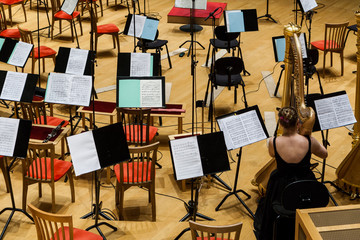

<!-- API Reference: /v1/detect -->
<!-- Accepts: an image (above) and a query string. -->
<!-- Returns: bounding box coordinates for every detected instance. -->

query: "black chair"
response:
[134,30,172,75]
[304,48,324,95]
[272,180,329,240]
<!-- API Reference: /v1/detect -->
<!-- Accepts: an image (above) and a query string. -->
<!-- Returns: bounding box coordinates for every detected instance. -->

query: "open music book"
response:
[175,0,207,10]
[54,47,95,76]
[224,9,258,33]
[124,14,159,41]
[0,38,33,67]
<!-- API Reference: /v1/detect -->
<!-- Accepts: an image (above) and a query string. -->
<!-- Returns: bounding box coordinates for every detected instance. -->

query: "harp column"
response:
[352,11,360,146]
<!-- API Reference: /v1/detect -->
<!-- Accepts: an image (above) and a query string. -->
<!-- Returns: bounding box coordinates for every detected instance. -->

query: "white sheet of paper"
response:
[68,75,92,106]
[7,41,33,67]
[128,15,146,38]
[61,0,78,15]
[315,94,357,130]
[130,53,151,76]
[175,0,207,10]
[0,71,27,101]
[0,117,19,157]
[140,80,162,107]
[45,72,71,103]
[170,136,203,180]
[299,0,317,13]
[299,33,308,59]
[67,131,101,176]
[65,48,88,75]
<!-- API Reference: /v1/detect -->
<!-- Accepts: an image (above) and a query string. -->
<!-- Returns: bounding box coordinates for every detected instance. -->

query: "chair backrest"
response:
[281,180,329,211]
[116,107,152,145]
[0,7,7,31]
[215,57,244,76]
[305,48,319,66]
[49,0,61,15]
[23,142,56,182]
[27,203,74,240]
[139,30,159,46]
[189,220,243,240]
[17,25,34,44]
[20,101,52,125]
[118,141,159,185]
[215,25,239,42]
[324,22,349,51]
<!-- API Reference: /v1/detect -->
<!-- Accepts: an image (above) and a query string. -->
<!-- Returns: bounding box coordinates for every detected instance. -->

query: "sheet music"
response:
[0,117,19,157]
[170,136,203,180]
[65,48,88,75]
[217,110,267,150]
[226,10,244,33]
[68,75,92,106]
[0,71,27,101]
[67,131,101,176]
[140,80,162,107]
[299,0,317,13]
[141,18,159,41]
[46,73,71,102]
[175,0,207,10]
[314,93,357,130]
[299,33,308,59]
[61,0,78,15]
[130,53,151,76]
[7,41,33,67]
[128,15,146,38]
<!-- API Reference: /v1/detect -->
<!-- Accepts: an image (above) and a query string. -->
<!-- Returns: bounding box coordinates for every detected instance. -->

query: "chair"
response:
[17,25,57,78]
[114,142,159,221]
[27,203,102,240]
[0,156,10,193]
[189,220,243,240]
[116,108,158,146]
[310,22,349,77]
[134,30,172,75]
[49,0,83,42]
[272,180,329,240]
[89,6,120,53]
[0,0,26,26]
[22,142,75,212]
[79,0,104,19]
[0,7,20,39]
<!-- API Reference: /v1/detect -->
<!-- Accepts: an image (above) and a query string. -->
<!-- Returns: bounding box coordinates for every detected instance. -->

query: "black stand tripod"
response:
[257,0,277,23]
[0,158,34,239]
[215,147,254,218]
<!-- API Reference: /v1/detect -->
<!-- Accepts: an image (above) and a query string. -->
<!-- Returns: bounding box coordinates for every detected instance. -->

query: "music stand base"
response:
[211,174,232,191]
[85,221,117,240]
[179,40,205,57]
[0,208,33,239]
[215,189,254,218]
[81,203,113,220]
[258,14,277,23]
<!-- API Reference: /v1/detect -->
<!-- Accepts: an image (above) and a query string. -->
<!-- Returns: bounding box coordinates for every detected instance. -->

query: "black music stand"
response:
[215,106,269,218]
[257,0,277,23]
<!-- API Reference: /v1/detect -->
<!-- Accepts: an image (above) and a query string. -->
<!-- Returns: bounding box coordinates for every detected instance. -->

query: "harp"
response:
[252,23,315,196]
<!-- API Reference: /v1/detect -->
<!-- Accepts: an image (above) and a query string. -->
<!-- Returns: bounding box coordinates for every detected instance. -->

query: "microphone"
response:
[204,7,221,21]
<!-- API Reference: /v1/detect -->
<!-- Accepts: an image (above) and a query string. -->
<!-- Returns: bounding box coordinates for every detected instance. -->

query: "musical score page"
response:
[170,136,203,180]
[299,0,317,13]
[175,0,207,10]
[65,48,88,75]
[0,117,19,157]
[140,80,162,107]
[61,0,78,15]
[7,41,33,67]
[0,71,27,101]
[130,53,151,76]
[128,15,146,38]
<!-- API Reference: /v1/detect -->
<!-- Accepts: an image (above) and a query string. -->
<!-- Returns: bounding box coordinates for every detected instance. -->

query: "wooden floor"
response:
[0,0,359,239]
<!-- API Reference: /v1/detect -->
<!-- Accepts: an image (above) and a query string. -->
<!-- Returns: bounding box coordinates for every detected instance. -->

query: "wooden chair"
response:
[17,25,57,78]
[0,0,26,26]
[27,203,102,240]
[49,0,83,42]
[116,108,158,146]
[310,22,349,77]
[89,6,120,53]
[22,142,75,213]
[114,142,159,221]
[189,220,243,240]
[0,7,20,39]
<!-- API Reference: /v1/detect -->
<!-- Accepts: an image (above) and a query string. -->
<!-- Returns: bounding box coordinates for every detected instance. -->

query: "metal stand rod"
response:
[257,0,277,23]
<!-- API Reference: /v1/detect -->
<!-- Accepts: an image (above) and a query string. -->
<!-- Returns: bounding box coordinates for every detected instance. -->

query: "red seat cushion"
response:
[51,226,103,240]
[36,116,69,127]
[114,161,153,183]
[54,10,80,20]
[310,40,340,51]
[32,46,57,58]
[27,158,72,181]
[0,29,21,39]
[0,0,23,5]
[124,125,157,143]
[97,24,119,34]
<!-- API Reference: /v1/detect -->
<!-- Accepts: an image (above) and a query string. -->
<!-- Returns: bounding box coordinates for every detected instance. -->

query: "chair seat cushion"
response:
[210,39,239,49]
[124,125,157,143]
[37,116,69,127]
[32,46,57,58]
[97,24,119,34]
[138,39,168,49]
[51,226,103,240]
[114,161,153,183]
[0,29,21,39]
[212,74,243,87]
[310,40,340,51]
[0,0,23,5]
[27,158,72,181]
[55,10,80,20]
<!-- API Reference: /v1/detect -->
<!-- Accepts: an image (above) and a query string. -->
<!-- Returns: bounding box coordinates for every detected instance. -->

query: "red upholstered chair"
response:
[22,142,75,212]
[114,142,159,221]
[17,25,57,78]
[0,0,26,26]
[0,156,10,193]
[89,6,120,53]
[49,0,83,42]
[189,220,243,240]
[310,22,349,77]
[28,203,102,240]
[0,8,20,39]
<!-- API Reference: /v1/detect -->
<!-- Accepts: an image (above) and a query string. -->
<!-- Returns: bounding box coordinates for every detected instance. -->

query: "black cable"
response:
[138,186,187,205]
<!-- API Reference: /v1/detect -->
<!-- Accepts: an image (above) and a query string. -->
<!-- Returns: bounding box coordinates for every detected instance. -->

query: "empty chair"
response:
[0,8,20,39]
[0,0,26,26]
[310,22,349,77]
[189,220,243,240]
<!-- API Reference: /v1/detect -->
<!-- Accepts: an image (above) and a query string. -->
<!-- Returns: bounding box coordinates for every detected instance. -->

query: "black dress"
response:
[253,136,316,240]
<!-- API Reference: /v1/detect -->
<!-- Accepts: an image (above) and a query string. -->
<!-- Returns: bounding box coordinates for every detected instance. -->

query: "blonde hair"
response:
[278,107,298,128]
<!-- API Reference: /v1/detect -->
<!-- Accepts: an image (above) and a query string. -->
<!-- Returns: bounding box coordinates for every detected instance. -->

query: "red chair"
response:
[0,0,26,26]
[0,8,20,39]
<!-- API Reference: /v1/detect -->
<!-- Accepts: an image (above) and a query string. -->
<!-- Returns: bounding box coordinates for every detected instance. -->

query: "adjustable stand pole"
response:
[257,0,277,23]
[32,0,51,38]
[215,147,254,218]
[0,158,33,239]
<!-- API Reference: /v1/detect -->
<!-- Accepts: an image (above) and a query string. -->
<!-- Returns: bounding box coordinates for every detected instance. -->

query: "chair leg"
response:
[330,52,333,67]
[38,182,42,197]
[22,181,28,211]
[165,44,172,69]
[234,86,237,104]
[119,187,124,220]
[78,16,83,35]
[22,3,27,22]
[51,182,55,213]
[95,35,98,53]
[112,35,116,49]
[115,34,120,53]
[42,58,45,73]
[68,171,75,202]
[99,0,104,17]
[8,6,12,26]
[151,185,156,222]
[323,51,326,78]
[70,20,74,42]
[340,51,344,76]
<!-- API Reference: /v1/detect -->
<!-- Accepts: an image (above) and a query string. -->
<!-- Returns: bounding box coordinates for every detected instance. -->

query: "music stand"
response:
[215,105,269,218]
[60,0,81,48]
[297,0,318,45]
[257,0,277,23]
[0,38,33,68]
[0,118,33,239]
[67,122,130,239]
[169,131,231,239]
